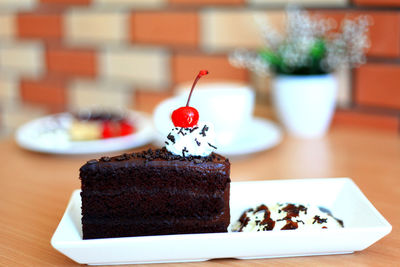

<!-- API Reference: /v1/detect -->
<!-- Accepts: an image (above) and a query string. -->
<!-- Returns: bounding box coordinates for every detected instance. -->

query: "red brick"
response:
[40,0,90,5]
[315,11,400,58]
[17,13,62,39]
[20,77,66,111]
[354,0,400,7]
[130,12,198,47]
[332,109,399,132]
[170,0,244,5]
[135,90,173,114]
[172,53,248,84]
[355,63,400,110]
[46,48,97,77]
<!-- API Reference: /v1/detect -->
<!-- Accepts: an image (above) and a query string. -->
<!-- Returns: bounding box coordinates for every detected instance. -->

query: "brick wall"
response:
[0,0,399,134]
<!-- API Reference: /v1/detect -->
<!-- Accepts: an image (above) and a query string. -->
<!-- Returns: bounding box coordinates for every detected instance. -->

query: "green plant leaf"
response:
[259,49,281,67]
[310,39,326,60]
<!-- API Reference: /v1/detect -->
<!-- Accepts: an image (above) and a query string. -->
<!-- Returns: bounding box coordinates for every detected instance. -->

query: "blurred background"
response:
[0,0,399,137]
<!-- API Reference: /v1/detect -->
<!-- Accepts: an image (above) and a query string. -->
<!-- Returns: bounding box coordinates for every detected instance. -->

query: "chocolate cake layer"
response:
[82,213,230,239]
[80,148,230,239]
[81,185,229,218]
[80,154,230,192]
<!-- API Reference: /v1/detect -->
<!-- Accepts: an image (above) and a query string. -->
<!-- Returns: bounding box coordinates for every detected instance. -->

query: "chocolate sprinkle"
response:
[177,128,186,136]
[182,147,189,157]
[188,126,198,133]
[208,143,217,149]
[313,215,328,224]
[100,156,111,162]
[195,138,201,146]
[115,156,125,161]
[200,125,209,137]
[167,133,176,144]
[87,147,227,166]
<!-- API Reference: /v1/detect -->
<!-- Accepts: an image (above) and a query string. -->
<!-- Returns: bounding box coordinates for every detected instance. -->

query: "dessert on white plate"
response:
[69,110,135,141]
[51,178,392,265]
[15,110,154,154]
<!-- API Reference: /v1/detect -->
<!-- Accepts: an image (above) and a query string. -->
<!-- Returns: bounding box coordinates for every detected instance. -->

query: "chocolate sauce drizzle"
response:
[234,203,343,232]
[238,212,251,232]
[260,207,275,231]
[281,220,298,230]
[280,204,307,220]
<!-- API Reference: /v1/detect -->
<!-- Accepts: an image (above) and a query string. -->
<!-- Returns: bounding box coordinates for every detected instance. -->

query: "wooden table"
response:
[1,125,399,266]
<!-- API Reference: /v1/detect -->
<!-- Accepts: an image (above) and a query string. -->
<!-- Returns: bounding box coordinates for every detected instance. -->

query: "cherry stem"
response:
[186,70,209,107]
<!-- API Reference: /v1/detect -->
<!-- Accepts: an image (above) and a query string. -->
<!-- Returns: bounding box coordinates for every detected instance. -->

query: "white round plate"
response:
[15,111,154,155]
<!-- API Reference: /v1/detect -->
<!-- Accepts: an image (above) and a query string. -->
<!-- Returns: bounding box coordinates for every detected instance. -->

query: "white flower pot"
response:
[272,74,337,138]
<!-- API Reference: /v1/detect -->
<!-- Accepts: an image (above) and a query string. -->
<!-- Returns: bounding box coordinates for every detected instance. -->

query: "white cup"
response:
[154,83,255,147]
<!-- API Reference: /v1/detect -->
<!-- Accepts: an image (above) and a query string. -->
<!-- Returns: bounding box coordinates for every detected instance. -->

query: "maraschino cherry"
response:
[171,70,208,128]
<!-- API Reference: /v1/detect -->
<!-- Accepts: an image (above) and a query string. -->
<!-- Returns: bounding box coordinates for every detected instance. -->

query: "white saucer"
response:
[218,117,282,156]
[15,111,154,155]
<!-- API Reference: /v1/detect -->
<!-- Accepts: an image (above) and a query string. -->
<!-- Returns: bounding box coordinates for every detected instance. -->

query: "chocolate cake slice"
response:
[80,148,230,239]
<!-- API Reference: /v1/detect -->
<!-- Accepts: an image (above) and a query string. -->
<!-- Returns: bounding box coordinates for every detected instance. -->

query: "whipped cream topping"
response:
[231,203,343,232]
[165,122,217,157]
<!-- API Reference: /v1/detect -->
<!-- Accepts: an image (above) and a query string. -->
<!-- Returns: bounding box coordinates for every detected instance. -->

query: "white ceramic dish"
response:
[15,111,154,155]
[51,178,391,265]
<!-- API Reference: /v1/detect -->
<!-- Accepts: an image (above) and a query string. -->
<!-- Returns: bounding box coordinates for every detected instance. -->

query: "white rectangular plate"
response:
[51,178,392,265]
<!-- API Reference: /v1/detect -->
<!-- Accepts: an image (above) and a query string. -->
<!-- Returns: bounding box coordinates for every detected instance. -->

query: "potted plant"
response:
[230,6,371,138]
